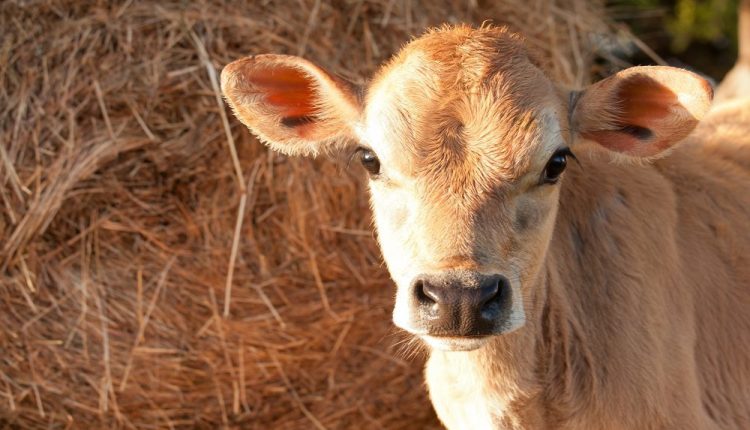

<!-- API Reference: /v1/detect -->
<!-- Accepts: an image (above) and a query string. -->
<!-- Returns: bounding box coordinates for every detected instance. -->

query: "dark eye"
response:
[542,148,573,184]
[358,148,381,176]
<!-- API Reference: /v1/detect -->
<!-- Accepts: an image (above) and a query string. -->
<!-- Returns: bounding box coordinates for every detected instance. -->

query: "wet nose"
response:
[412,273,509,336]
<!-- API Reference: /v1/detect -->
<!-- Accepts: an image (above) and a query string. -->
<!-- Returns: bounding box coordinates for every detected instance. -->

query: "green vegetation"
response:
[668,0,738,51]
[620,0,739,52]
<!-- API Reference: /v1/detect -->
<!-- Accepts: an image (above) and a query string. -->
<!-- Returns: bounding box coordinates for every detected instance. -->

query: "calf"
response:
[221,20,750,430]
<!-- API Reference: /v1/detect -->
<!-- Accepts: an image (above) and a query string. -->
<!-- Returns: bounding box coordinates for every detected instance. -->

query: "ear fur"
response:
[571,66,713,158]
[220,55,362,156]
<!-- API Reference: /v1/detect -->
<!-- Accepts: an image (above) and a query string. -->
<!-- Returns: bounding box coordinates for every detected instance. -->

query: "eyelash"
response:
[346,147,363,168]
[558,147,577,160]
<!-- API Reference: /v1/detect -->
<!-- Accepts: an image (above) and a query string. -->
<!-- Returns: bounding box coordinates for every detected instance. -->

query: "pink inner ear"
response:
[245,66,318,128]
[617,76,675,129]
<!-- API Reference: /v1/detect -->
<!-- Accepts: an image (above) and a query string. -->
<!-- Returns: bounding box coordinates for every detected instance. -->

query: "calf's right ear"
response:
[221,55,362,156]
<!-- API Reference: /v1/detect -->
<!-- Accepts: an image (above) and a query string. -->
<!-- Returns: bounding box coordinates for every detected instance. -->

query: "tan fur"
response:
[223,24,750,429]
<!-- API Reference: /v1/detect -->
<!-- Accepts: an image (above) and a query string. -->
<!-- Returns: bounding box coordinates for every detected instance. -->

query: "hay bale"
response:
[0,0,617,428]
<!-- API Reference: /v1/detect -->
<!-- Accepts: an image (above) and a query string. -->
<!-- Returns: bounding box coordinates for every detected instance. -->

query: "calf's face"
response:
[360,34,569,350]
[221,26,712,351]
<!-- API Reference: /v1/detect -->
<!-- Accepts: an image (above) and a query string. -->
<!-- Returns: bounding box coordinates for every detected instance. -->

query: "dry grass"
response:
[1,0,621,428]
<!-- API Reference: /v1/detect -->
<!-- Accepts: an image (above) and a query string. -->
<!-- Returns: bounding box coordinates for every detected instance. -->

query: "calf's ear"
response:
[221,55,361,156]
[570,66,713,158]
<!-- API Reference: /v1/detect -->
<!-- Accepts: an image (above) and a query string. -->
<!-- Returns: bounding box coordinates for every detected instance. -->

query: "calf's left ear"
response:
[570,66,713,158]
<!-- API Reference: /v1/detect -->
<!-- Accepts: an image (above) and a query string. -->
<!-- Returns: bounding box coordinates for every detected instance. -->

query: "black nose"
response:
[412,273,509,336]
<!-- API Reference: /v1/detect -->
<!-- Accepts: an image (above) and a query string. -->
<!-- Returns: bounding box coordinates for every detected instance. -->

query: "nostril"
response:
[480,284,499,305]
[479,275,506,314]
[414,279,438,305]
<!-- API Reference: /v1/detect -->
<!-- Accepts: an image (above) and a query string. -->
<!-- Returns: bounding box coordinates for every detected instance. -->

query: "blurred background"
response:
[613,0,740,79]
[0,0,740,429]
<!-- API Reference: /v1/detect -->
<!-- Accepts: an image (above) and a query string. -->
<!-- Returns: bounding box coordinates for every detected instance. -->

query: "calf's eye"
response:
[358,148,381,176]
[542,148,574,184]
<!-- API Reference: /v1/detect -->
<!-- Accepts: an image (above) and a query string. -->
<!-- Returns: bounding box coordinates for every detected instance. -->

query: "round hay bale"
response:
[1,1,618,428]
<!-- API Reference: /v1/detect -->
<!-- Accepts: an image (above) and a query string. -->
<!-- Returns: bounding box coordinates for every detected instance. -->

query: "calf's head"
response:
[222,26,712,351]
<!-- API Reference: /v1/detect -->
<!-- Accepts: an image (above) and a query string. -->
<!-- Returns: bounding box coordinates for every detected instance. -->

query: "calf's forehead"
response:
[358,27,565,188]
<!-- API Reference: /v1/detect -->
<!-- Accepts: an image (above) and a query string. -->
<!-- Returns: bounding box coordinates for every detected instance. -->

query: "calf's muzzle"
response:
[411,272,510,337]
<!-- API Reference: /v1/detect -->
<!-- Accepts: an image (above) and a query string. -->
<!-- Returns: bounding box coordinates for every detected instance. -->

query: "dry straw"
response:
[1,0,629,428]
